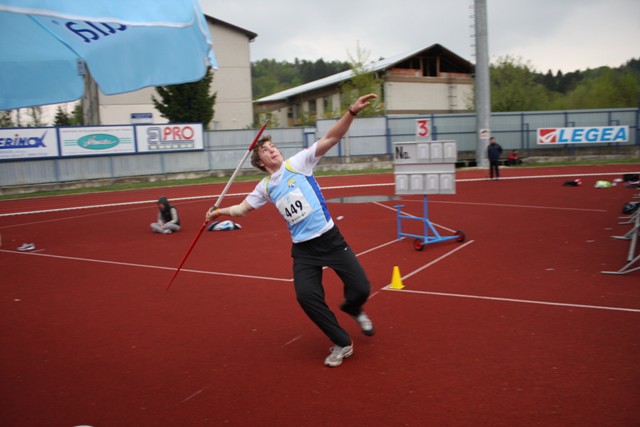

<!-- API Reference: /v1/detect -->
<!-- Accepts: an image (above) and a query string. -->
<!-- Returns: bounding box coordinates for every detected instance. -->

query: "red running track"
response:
[1,164,639,426]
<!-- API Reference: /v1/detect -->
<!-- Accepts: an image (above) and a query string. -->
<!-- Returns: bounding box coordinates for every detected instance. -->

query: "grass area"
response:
[1,158,637,202]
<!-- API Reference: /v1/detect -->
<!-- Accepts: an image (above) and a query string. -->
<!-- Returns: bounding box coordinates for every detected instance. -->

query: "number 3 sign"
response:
[416,119,432,140]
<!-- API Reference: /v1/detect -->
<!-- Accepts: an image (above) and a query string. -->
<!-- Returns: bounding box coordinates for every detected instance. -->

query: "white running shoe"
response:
[17,243,35,251]
[354,312,375,336]
[324,344,353,367]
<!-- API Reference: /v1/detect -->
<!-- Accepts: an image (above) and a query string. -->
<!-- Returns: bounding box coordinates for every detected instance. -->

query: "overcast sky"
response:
[201,0,639,74]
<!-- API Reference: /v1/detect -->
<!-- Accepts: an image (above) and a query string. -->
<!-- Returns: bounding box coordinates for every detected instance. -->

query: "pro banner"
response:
[135,123,204,152]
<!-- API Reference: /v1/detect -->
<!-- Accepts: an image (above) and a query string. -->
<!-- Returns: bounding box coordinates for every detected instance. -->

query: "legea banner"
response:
[537,126,629,144]
[59,126,135,156]
[0,127,59,160]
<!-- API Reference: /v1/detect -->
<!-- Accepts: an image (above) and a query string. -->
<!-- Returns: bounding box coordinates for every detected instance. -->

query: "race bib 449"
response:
[276,188,313,225]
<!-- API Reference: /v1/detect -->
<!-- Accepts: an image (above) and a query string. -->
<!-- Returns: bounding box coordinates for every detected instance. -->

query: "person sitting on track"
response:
[151,196,181,234]
[206,93,378,368]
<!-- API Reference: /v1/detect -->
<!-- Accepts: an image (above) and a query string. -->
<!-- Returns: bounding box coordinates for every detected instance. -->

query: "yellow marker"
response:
[390,266,404,289]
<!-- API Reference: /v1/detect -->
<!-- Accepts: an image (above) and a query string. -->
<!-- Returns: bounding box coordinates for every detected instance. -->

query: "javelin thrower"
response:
[206,94,378,367]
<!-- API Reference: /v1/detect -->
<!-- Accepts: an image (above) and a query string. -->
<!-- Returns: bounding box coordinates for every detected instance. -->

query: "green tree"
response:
[28,106,45,127]
[71,103,84,126]
[532,58,638,109]
[254,111,280,129]
[489,55,552,111]
[554,67,638,109]
[252,58,350,100]
[339,43,384,117]
[536,69,585,94]
[252,59,303,99]
[152,67,216,129]
[0,110,13,128]
[54,106,72,126]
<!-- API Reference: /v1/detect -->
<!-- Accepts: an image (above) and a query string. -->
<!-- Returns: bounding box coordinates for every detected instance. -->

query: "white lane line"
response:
[283,336,303,346]
[383,287,640,313]
[354,237,402,257]
[456,171,635,182]
[0,192,243,217]
[0,199,208,229]
[375,239,640,313]
[380,240,475,284]
[429,200,607,213]
[0,249,292,283]
[3,170,633,217]
[178,386,210,404]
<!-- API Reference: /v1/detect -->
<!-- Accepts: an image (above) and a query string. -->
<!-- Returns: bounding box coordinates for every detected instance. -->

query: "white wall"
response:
[209,23,254,130]
[98,19,255,130]
[98,87,161,125]
[384,81,474,112]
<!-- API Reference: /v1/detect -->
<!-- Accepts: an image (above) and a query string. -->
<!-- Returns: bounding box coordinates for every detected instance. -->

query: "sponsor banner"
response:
[60,126,135,156]
[0,127,59,160]
[537,126,629,144]
[135,123,204,152]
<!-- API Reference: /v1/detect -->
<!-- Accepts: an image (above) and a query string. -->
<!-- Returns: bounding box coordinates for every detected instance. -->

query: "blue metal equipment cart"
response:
[395,195,465,251]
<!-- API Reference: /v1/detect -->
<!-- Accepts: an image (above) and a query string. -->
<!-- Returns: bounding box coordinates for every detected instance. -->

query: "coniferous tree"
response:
[28,106,45,127]
[71,103,84,126]
[0,110,13,128]
[54,106,72,126]
[152,67,216,129]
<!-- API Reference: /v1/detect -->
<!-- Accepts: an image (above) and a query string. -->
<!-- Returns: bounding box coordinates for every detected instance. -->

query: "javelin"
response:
[166,119,269,291]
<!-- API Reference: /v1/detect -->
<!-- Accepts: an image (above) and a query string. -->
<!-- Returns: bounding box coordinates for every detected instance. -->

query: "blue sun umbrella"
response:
[0,0,217,110]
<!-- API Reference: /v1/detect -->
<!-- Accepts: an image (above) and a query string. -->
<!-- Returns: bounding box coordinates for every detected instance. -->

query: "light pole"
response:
[474,0,491,168]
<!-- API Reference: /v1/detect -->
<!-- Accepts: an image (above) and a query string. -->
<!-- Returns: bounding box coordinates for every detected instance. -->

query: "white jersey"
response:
[245,142,334,243]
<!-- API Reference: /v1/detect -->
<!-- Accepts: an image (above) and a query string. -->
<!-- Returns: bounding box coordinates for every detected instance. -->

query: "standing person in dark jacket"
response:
[151,196,181,234]
[487,136,503,180]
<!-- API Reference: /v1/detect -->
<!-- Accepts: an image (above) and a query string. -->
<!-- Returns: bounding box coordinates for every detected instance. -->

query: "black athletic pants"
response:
[291,226,371,347]
[489,160,500,178]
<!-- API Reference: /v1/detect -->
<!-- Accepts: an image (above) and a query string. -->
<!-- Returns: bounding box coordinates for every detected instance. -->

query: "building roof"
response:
[204,15,257,41]
[255,43,472,103]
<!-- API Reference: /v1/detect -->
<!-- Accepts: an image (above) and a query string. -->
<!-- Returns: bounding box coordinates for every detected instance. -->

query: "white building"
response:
[255,44,475,127]
[97,15,256,130]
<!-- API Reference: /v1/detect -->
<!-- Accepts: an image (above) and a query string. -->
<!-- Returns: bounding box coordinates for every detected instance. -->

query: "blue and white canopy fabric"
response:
[0,0,217,110]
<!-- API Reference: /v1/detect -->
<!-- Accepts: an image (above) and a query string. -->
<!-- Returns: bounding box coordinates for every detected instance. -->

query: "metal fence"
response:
[1,108,638,187]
